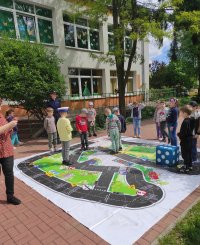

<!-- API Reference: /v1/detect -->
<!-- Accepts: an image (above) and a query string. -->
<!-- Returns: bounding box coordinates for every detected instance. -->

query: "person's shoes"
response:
[161,138,166,142]
[133,135,137,138]
[81,147,85,151]
[189,167,193,171]
[93,133,97,137]
[62,160,73,166]
[89,134,92,137]
[7,196,21,205]
[119,147,122,151]
[159,137,163,141]
[168,138,171,144]
[110,151,116,155]
[50,148,54,152]
[179,166,186,173]
[85,146,89,150]
[138,135,141,139]
[54,147,58,152]
[17,142,24,146]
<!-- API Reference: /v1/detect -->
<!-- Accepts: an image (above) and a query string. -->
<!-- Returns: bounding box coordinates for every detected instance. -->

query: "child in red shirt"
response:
[76,108,89,151]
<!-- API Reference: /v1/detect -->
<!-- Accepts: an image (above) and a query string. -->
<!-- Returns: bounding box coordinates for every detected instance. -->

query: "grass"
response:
[159,201,200,245]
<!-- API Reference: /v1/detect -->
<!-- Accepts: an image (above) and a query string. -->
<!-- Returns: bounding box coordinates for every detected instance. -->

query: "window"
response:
[0,0,54,44]
[0,10,16,38]
[108,25,133,54]
[68,68,103,97]
[110,70,135,93]
[63,14,100,51]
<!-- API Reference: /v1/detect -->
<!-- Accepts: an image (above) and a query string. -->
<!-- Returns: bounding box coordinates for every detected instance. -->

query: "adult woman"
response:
[0,98,21,205]
[166,98,179,146]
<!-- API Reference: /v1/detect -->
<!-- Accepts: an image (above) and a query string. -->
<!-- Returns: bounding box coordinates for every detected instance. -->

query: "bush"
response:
[178,97,193,107]
[0,38,65,119]
[96,114,106,129]
[141,106,155,120]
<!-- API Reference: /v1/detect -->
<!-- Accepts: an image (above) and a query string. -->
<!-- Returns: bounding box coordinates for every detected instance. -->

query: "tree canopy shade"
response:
[70,0,170,116]
[0,38,65,119]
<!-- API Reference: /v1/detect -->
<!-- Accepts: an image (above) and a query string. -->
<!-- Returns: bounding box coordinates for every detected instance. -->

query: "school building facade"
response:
[0,0,149,110]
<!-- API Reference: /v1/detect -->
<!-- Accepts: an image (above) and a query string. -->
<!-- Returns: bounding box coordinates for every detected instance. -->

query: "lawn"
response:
[159,201,200,245]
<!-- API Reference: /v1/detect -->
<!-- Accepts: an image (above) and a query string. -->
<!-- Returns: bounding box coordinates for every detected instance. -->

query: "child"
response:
[177,105,194,173]
[153,101,162,140]
[128,101,145,138]
[112,107,126,150]
[44,107,57,152]
[57,107,73,165]
[189,101,200,163]
[87,102,97,137]
[105,108,121,154]
[157,101,169,143]
[76,108,89,151]
[6,109,23,147]
[166,98,179,146]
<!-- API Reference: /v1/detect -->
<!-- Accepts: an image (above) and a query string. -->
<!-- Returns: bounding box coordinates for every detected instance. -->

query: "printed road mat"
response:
[15,136,200,245]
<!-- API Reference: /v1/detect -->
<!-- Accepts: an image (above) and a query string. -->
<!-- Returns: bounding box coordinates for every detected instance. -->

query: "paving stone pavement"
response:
[0,119,199,245]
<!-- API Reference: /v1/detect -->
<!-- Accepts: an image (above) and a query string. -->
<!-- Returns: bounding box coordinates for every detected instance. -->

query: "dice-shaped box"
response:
[156,145,179,166]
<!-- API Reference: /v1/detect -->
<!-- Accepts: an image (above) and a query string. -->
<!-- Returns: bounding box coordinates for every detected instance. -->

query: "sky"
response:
[149,38,171,64]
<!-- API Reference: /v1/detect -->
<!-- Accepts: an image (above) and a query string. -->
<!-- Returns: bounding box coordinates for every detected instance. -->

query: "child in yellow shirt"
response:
[57,107,73,165]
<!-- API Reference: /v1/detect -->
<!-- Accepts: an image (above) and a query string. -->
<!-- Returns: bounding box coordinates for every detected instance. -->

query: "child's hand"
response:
[10,120,18,128]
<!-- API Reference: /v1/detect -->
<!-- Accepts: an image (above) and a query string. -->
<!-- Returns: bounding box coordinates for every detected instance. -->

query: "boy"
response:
[112,107,126,150]
[57,107,73,165]
[87,101,97,137]
[189,101,200,163]
[6,109,23,148]
[105,108,121,154]
[157,101,169,143]
[76,108,89,151]
[177,105,194,173]
[127,101,145,138]
[44,107,57,152]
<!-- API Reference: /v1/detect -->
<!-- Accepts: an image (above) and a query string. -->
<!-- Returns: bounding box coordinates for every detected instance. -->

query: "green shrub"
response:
[178,97,192,107]
[96,114,106,129]
[126,117,133,123]
[142,106,155,120]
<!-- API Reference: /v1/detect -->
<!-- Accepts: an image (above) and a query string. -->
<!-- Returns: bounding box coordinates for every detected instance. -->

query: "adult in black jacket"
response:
[177,105,194,173]
[46,91,61,123]
[189,101,200,162]
[113,107,126,150]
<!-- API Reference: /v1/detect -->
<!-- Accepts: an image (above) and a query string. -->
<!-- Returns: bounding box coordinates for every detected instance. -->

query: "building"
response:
[0,0,149,110]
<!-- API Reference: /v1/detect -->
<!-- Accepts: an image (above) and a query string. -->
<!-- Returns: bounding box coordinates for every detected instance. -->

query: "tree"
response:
[70,0,169,116]
[170,0,200,95]
[0,38,65,120]
[149,60,167,88]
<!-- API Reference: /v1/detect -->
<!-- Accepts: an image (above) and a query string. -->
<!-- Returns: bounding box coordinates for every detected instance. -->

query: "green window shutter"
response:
[36,7,52,18]
[38,18,54,44]
[0,10,16,38]
[0,0,13,8]
[17,14,36,41]
[15,1,34,13]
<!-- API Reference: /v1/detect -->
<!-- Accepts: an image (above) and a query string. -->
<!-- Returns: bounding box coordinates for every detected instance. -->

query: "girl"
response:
[166,98,179,146]
[153,101,162,140]
[128,101,145,138]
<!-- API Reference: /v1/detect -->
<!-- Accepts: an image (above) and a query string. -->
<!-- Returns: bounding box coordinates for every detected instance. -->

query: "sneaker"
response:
[93,133,97,137]
[85,146,89,150]
[189,167,193,171]
[119,147,122,151]
[54,147,58,152]
[89,134,92,137]
[18,141,24,146]
[62,160,73,166]
[110,151,116,155]
[138,135,141,139]
[81,147,85,151]
[49,148,54,152]
[179,166,186,173]
[7,196,21,205]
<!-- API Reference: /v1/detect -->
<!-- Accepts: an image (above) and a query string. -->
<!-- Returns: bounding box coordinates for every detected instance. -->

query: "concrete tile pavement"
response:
[0,119,199,244]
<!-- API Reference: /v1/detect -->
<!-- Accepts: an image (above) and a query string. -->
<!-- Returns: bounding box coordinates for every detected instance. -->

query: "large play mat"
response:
[15,136,200,245]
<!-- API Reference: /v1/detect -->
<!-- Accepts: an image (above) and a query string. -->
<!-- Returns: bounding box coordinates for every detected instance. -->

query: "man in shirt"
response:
[0,98,21,205]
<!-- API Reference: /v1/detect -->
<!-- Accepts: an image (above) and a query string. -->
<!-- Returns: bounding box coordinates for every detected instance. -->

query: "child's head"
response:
[189,101,198,111]
[169,98,178,108]
[50,91,57,100]
[112,107,120,115]
[80,108,88,117]
[58,107,69,118]
[180,105,192,118]
[6,109,14,117]
[46,107,54,117]
[156,100,161,108]
[105,108,111,116]
[88,101,94,108]
[160,101,165,109]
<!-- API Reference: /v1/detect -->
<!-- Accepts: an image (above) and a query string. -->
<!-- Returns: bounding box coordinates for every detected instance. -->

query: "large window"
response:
[110,70,135,93]
[69,68,103,97]
[63,14,100,51]
[0,0,54,44]
[108,25,133,54]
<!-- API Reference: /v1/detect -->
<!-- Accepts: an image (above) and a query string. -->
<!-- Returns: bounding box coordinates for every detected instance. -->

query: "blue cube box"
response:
[156,145,180,166]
